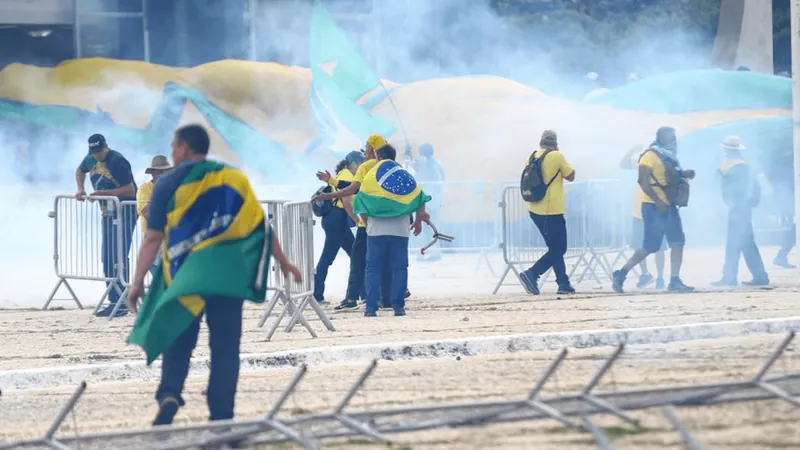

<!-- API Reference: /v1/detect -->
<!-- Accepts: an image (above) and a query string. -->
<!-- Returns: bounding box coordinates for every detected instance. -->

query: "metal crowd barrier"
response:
[43,195,128,312]
[493,180,631,294]
[257,200,334,341]
[408,180,501,275]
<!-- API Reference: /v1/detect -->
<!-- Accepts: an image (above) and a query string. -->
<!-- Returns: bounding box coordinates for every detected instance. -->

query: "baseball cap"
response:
[344,151,366,165]
[88,134,107,153]
[366,134,387,151]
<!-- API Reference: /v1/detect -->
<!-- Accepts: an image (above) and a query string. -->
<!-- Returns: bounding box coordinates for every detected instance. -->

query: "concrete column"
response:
[791,0,800,244]
[712,0,774,73]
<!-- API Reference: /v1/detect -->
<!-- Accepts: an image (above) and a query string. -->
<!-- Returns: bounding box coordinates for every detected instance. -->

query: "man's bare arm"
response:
[93,183,136,198]
[132,229,163,287]
[637,165,666,206]
[318,182,360,200]
[75,168,86,193]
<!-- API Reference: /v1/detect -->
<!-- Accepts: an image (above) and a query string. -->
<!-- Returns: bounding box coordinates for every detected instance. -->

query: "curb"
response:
[2,317,799,390]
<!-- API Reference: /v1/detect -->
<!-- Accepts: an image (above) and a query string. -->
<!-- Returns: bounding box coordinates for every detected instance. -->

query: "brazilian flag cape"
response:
[127,160,272,365]
[352,159,431,217]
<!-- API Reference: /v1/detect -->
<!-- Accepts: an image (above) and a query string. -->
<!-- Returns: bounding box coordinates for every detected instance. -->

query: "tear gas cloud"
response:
[0,1,757,307]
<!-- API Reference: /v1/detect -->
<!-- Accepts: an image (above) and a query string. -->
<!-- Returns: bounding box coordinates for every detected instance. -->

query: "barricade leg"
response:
[90,284,115,316]
[257,290,282,328]
[285,294,335,333]
[473,249,497,278]
[43,278,83,310]
[264,292,318,341]
[107,282,128,321]
[491,264,514,295]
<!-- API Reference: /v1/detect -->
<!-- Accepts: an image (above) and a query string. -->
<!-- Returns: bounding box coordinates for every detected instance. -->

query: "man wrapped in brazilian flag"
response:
[125,125,302,428]
[352,144,430,317]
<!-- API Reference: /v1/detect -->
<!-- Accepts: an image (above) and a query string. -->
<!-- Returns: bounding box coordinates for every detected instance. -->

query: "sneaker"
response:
[773,257,796,269]
[364,310,377,317]
[95,304,129,318]
[333,300,359,312]
[655,278,665,289]
[519,271,540,295]
[394,309,406,317]
[668,278,695,293]
[711,279,737,287]
[742,278,770,286]
[314,297,329,306]
[612,270,626,293]
[153,397,180,426]
[557,284,576,295]
[636,273,654,289]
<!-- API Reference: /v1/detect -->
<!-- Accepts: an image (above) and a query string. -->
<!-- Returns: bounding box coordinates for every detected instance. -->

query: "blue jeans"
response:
[314,208,355,301]
[365,235,409,313]
[157,296,244,421]
[101,204,137,304]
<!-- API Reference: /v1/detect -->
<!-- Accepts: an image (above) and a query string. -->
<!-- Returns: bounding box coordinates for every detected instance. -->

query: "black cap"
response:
[88,134,107,153]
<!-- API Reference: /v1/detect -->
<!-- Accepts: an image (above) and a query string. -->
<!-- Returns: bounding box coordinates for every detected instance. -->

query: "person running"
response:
[126,124,302,429]
[612,127,696,293]
[619,145,667,289]
[313,151,363,304]
[711,135,769,286]
[75,133,137,317]
[518,130,577,295]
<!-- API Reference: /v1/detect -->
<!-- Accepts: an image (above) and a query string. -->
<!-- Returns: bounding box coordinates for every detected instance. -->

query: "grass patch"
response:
[288,407,312,415]
[602,425,657,438]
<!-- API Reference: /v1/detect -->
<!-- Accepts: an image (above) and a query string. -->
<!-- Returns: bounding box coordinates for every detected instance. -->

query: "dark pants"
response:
[314,208,355,301]
[101,204,136,304]
[722,207,767,282]
[346,227,391,302]
[641,203,685,253]
[365,235,409,313]
[525,213,569,286]
[157,296,244,421]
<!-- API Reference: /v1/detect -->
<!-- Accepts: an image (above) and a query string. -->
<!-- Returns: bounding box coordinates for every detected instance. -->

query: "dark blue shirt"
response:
[147,161,198,232]
[79,150,137,200]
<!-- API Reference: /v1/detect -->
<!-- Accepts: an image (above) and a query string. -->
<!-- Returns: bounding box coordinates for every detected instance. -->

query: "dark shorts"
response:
[641,203,685,253]
[631,218,666,251]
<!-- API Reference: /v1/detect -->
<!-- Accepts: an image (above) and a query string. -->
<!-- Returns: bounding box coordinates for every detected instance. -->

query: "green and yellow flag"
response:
[352,159,431,218]
[127,160,272,364]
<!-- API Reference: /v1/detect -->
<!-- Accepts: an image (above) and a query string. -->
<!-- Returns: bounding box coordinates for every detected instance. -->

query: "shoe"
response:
[742,278,770,286]
[364,310,377,317]
[655,278,665,289]
[519,271,540,295]
[153,397,180,426]
[711,279,737,287]
[405,290,411,299]
[557,284,576,295]
[95,304,129,318]
[394,309,406,317]
[668,278,695,293]
[773,257,796,269]
[612,270,626,293]
[636,273,654,288]
[333,300,359,312]
[314,297,329,306]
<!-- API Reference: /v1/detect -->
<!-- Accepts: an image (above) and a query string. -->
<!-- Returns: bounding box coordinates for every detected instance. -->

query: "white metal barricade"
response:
[44,195,129,311]
[257,200,335,341]
[493,181,630,294]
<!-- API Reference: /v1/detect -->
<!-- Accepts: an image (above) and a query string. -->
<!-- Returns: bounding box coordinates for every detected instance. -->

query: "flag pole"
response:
[792,0,800,245]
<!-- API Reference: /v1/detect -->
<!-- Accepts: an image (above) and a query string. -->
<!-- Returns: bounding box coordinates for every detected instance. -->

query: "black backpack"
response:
[520,149,558,202]
[311,185,334,217]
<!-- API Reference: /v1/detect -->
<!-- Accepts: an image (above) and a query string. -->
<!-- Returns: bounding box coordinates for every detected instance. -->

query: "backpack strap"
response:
[530,148,561,187]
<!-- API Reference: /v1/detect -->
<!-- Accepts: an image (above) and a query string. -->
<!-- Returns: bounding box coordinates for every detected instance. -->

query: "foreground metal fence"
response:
[4,332,798,450]
[493,180,634,294]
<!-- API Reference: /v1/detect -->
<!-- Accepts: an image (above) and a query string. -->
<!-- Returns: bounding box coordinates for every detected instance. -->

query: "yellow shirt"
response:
[638,150,669,205]
[136,180,154,232]
[330,166,365,227]
[525,149,574,215]
[354,159,378,183]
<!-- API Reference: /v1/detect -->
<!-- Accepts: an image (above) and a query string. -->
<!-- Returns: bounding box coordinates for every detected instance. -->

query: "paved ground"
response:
[1,249,800,448]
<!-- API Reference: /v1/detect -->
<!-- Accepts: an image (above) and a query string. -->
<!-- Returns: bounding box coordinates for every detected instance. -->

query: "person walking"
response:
[75,133,137,317]
[126,124,302,429]
[612,127,696,293]
[353,144,429,317]
[411,143,446,261]
[620,145,667,289]
[313,151,363,304]
[711,136,769,286]
[136,155,172,277]
[518,130,577,295]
